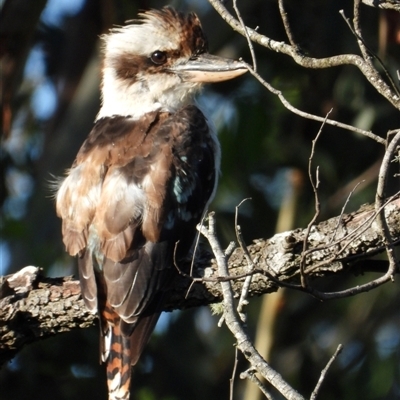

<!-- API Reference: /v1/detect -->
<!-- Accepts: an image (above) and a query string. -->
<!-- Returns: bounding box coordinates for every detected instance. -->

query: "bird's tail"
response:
[101,302,132,400]
[104,322,132,400]
[103,312,162,400]
[100,289,163,399]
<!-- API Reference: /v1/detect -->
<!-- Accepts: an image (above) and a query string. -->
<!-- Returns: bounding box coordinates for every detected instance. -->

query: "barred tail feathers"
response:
[102,307,162,399]
[105,323,132,400]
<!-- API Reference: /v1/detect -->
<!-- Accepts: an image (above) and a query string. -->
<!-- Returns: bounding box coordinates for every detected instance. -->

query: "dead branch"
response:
[207,0,400,111]
[243,64,386,144]
[198,213,305,400]
[310,344,344,400]
[2,197,400,367]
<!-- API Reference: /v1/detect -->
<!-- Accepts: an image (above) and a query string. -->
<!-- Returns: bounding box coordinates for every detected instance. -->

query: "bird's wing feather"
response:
[56,111,163,259]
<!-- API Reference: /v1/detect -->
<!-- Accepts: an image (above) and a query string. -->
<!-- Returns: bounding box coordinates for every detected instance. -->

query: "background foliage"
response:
[1,0,400,399]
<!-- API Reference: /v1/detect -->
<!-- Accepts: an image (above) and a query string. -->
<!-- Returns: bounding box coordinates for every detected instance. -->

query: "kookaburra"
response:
[56,7,246,400]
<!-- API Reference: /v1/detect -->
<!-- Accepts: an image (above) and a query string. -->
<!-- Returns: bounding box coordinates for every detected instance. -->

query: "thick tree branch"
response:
[0,268,95,367]
[2,197,400,367]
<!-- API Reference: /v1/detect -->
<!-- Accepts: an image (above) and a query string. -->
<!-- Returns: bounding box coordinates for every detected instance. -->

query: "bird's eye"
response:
[150,51,167,65]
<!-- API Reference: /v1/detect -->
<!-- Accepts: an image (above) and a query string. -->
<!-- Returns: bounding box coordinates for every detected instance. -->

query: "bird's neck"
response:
[96,68,201,121]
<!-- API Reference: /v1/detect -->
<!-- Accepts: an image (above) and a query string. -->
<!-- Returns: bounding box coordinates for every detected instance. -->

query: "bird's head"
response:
[97,7,247,120]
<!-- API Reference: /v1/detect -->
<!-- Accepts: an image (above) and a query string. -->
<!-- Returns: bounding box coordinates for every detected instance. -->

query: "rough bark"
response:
[0,267,95,367]
[1,197,400,367]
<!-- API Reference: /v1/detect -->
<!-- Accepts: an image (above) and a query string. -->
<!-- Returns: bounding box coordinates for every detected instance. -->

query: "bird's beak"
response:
[170,53,247,83]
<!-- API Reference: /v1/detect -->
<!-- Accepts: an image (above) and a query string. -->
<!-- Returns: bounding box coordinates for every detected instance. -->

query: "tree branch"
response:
[198,213,305,399]
[0,268,95,367]
[2,197,400,366]
[207,0,400,110]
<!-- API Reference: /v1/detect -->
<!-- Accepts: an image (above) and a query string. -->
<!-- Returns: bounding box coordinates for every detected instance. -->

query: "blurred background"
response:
[1,0,400,399]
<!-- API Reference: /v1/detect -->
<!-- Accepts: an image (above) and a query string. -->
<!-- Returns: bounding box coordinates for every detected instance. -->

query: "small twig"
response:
[225,241,237,258]
[178,210,209,300]
[339,6,400,97]
[172,238,263,301]
[232,0,257,72]
[230,345,239,400]
[235,198,254,321]
[243,64,386,145]
[305,264,395,301]
[175,257,264,283]
[240,368,274,400]
[190,211,208,276]
[217,313,225,328]
[342,5,369,61]
[310,344,343,400]
[352,1,369,56]
[172,241,197,300]
[278,0,298,49]
[300,112,331,287]
[352,1,400,97]
[374,129,400,280]
[330,180,365,244]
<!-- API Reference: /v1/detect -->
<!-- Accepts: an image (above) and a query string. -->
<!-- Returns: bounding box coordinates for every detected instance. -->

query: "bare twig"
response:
[339,6,400,97]
[330,180,365,244]
[190,211,208,277]
[232,0,257,72]
[349,3,372,60]
[225,241,237,258]
[199,213,305,400]
[278,0,298,49]
[300,112,331,287]
[175,259,264,283]
[243,64,386,145]
[230,346,239,400]
[235,198,254,321]
[374,130,400,279]
[240,368,274,400]
[310,344,343,400]
[353,3,400,100]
